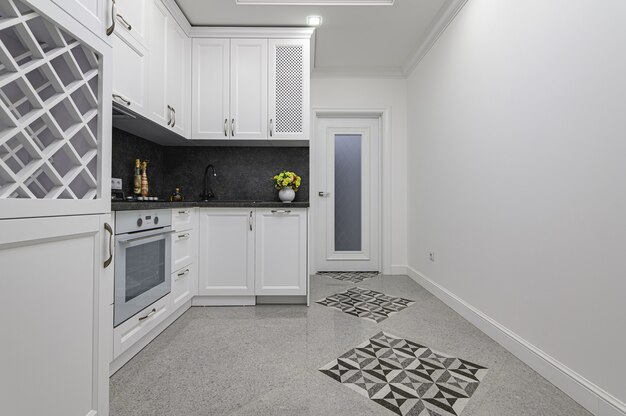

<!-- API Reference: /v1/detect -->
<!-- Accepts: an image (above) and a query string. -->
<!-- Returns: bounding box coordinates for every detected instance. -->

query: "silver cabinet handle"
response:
[177,233,190,240]
[138,308,156,322]
[178,210,190,215]
[271,210,291,214]
[167,105,172,126]
[318,192,330,197]
[116,13,132,31]
[249,211,253,231]
[269,118,273,137]
[176,269,190,279]
[113,93,130,107]
[231,119,235,136]
[104,222,113,268]
[224,119,228,137]
[106,0,116,36]
[172,107,176,128]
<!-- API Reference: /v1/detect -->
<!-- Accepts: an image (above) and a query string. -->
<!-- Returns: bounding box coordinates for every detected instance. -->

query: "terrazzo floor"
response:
[110,274,592,416]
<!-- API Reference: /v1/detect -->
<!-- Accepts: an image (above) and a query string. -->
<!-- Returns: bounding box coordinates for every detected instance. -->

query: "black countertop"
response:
[111,200,310,211]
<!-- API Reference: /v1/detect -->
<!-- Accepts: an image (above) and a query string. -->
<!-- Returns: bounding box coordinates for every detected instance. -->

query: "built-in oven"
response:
[114,209,172,327]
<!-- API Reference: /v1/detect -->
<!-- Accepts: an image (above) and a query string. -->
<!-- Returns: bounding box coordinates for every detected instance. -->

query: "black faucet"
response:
[201,164,217,201]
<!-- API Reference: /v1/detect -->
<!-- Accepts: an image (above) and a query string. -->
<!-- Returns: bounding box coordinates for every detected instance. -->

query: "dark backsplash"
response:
[112,128,309,202]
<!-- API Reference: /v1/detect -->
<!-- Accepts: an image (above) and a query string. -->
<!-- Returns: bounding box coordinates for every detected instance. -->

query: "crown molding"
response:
[188,26,315,39]
[235,0,394,4]
[401,0,468,77]
[162,0,193,34]
[312,66,405,79]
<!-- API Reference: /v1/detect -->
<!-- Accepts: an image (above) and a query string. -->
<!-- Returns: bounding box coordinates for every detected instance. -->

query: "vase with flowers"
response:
[272,170,301,203]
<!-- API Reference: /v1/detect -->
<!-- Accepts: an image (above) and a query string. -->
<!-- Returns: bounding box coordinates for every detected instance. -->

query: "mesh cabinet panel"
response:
[274,45,303,134]
[0,0,100,200]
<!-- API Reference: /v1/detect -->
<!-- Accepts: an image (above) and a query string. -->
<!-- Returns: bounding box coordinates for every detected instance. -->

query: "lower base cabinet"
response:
[171,263,196,308]
[255,209,307,295]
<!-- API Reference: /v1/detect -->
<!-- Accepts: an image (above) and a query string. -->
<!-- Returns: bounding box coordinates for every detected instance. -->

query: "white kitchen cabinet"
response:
[171,229,194,273]
[0,214,110,416]
[171,263,196,309]
[147,0,191,137]
[269,38,310,140]
[52,0,107,40]
[112,0,149,48]
[172,207,197,231]
[198,209,255,296]
[192,38,230,139]
[230,38,268,140]
[112,30,148,115]
[255,208,307,295]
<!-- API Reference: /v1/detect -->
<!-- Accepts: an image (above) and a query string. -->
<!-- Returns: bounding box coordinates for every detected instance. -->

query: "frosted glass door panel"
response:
[334,134,362,252]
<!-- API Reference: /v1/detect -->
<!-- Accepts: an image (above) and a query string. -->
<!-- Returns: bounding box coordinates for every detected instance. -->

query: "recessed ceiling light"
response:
[306,15,323,26]
[237,1,394,5]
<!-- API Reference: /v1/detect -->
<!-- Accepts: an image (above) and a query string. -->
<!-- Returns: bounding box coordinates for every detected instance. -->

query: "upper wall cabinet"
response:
[51,0,106,41]
[148,0,191,138]
[192,32,311,141]
[0,0,112,219]
[269,39,310,140]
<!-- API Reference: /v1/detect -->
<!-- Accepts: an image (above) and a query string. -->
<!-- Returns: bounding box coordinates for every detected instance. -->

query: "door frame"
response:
[310,107,392,275]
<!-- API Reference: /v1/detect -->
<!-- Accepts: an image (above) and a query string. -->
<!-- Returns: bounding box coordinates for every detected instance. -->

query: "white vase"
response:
[278,187,295,203]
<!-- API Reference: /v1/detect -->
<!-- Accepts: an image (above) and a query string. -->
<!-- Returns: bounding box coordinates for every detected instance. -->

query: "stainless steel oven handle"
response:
[118,229,174,244]
[138,308,157,322]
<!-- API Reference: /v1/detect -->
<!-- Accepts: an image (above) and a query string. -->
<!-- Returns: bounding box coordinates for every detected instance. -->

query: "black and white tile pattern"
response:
[316,271,380,283]
[320,332,488,416]
[316,287,414,323]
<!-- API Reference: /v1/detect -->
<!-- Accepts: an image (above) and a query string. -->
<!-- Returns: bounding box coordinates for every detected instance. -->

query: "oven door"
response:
[114,228,172,326]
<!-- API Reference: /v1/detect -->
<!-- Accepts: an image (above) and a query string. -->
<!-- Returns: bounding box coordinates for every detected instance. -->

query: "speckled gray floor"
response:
[110,275,592,416]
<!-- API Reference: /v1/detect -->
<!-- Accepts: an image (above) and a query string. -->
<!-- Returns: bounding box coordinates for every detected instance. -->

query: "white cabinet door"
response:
[269,38,310,140]
[167,18,191,138]
[171,263,196,309]
[52,0,107,41]
[192,38,230,139]
[112,30,148,115]
[147,0,170,126]
[113,0,148,48]
[198,209,255,296]
[0,215,109,416]
[230,39,268,140]
[171,229,194,273]
[255,208,307,295]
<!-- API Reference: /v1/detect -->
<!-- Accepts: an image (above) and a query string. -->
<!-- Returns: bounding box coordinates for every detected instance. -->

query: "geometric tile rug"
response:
[316,287,414,323]
[320,332,488,416]
[316,271,380,283]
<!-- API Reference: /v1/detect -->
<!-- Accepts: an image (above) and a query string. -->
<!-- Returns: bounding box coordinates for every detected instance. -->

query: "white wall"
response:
[311,77,408,273]
[407,0,626,412]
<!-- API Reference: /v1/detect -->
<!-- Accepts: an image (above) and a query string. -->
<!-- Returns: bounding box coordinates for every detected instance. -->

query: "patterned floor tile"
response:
[316,287,414,323]
[319,332,488,416]
[316,271,380,283]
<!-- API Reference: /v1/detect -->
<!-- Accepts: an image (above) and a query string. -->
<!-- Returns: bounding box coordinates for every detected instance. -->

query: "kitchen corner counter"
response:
[111,200,310,211]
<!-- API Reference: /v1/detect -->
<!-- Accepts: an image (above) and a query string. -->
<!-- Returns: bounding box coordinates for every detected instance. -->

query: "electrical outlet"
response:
[111,178,122,191]
[428,251,435,262]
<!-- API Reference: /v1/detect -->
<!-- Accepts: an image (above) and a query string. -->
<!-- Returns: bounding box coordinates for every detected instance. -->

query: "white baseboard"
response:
[192,296,256,306]
[390,265,408,275]
[406,266,625,416]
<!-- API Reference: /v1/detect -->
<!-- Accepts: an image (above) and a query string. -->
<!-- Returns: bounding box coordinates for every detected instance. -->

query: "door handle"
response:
[106,0,116,36]
[138,308,157,322]
[167,105,172,126]
[269,118,273,137]
[104,222,113,268]
[271,210,291,214]
[172,107,176,128]
[116,13,132,31]
[231,119,235,137]
[224,118,228,137]
[113,93,130,107]
[318,192,330,197]
[249,211,253,231]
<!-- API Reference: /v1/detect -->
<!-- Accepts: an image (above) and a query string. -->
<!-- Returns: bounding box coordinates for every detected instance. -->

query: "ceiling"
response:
[174,0,461,77]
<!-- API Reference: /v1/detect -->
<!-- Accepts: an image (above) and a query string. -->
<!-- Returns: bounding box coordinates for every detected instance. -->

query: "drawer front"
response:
[113,294,170,358]
[171,264,196,309]
[172,230,194,272]
[172,208,196,231]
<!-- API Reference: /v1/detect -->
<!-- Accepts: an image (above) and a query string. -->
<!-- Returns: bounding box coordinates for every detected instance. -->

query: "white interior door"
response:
[316,117,381,272]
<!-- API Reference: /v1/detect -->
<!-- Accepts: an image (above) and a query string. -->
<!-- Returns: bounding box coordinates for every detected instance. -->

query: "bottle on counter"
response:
[170,187,184,202]
[140,160,149,197]
[133,159,141,196]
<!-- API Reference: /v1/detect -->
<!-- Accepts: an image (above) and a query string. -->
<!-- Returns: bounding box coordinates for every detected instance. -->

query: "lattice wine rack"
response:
[0,0,100,200]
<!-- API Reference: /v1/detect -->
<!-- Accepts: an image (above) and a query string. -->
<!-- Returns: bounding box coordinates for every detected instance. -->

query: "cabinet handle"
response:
[167,105,172,126]
[106,0,116,36]
[224,119,228,137]
[231,119,235,137]
[178,210,190,215]
[116,13,132,31]
[104,222,113,268]
[176,269,190,279]
[269,119,273,137]
[113,93,130,107]
[271,210,291,214]
[249,211,253,231]
[177,233,190,240]
[138,308,157,322]
[172,107,176,128]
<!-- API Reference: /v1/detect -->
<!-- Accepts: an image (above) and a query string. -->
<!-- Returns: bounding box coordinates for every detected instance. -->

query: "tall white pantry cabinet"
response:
[0,1,113,416]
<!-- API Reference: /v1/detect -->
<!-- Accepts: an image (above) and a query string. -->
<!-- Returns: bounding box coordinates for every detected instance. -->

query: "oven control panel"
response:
[115,209,172,234]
